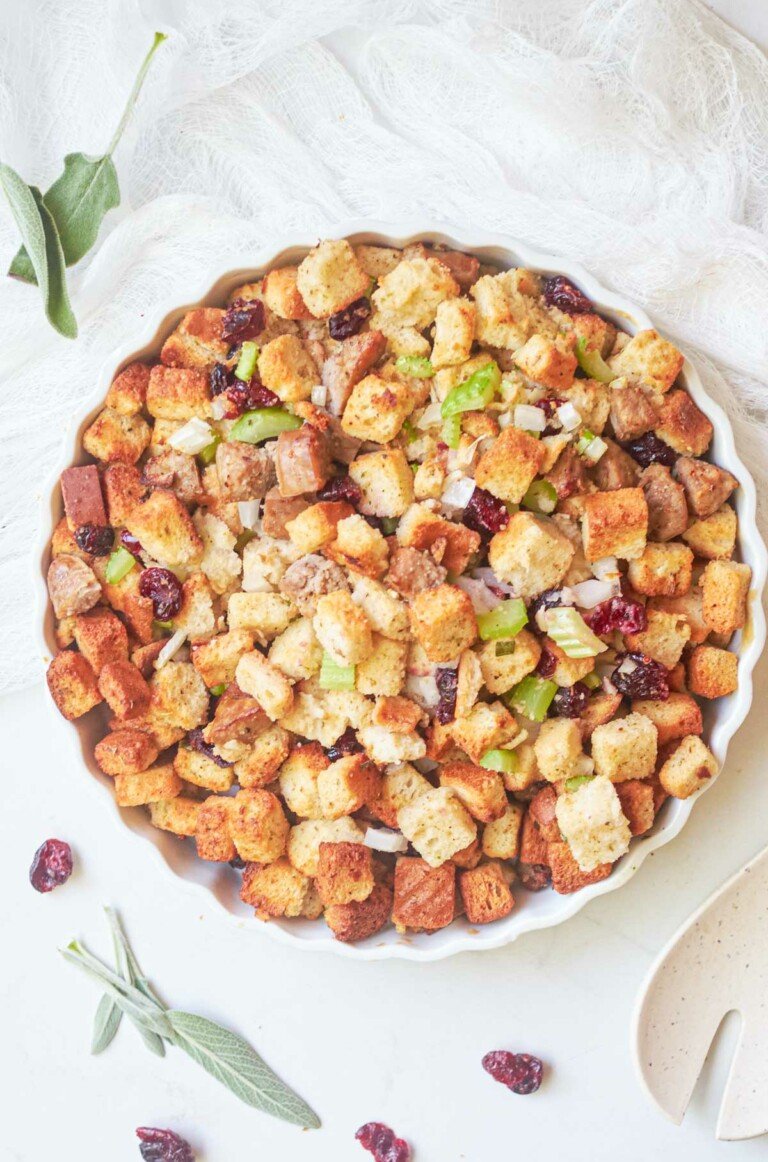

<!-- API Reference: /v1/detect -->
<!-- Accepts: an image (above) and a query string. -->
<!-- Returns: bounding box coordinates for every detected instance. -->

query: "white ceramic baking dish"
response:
[35,221,768,961]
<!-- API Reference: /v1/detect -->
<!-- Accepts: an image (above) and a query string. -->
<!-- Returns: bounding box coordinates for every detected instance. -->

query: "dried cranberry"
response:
[120,530,144,561]
[221,377,281,418]
[355,1122,411,1162]
[136,1127,194,1162]
[623,432,677,468]
[74,523,114,556]
[187,728,232,768]
[222,297,266,342]
[463,486,509,539]
[482,1050,544,1095]
[139,568,183,621]
[329,296,371,340]
[519,862,552,891]
[435,667,458,724]
[611,652,670,700]
[585,595,647,636]
[29,838,73,893]
[326,726,362,762]
[229,856,246,870]
[534,396,565,435]
[317,475,363,506]
[551,682,590,717]
[536,647,557,679]
[542,275,593,315]
[528,588,566,624]
[210,362,230,396]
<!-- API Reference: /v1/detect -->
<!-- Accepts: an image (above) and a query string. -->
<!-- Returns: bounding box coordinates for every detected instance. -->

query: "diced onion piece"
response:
[477,597,528,641]
[441,474,476,511]
[570,578,620,609]
[454,576,503,614]
[556,401,581,431]
[237,500,261,530]
[319,652,355,691]
[513,404,546,432]
[471,567,517,597]
[617,656,638,675]
[592,556,619,581]
[310,383,327,407]
[405,673,440,709]
[542,607,608,658]
[498,411,514,429]
[364,827,408,854]
[211,397,228,421]
[416,401,443,430]
[155,629,188,670]
[168,417,215,455]
[583,435,607,462]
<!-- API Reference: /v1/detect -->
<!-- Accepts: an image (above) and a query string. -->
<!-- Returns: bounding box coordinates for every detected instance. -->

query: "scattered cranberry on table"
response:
[356,1121,411,1162]
[29,838,73,893]
[482,1050,544,1095]
[136,1127,194,1162]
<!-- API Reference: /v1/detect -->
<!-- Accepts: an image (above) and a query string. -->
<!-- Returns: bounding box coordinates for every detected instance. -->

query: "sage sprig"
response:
[1,31,167,338]
[61,909,320,1129]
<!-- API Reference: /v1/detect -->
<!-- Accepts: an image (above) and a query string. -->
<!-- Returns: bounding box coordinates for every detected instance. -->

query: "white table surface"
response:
[4,3,768,1159]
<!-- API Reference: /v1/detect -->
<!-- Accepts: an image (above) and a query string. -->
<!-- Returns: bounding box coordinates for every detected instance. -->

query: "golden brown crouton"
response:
[146,366,211,420]
[459,861,515,924]
[687,645,738,698]
[150,662,209,732]
[285,501,354,554]
[98,660,152,719]
[317,754,381,819]
[296,239,370,317]
[475,427,546,505]
[489,512,575,594]
[287,817,365,876]
[102,462,145,525]
[631,693,703,747]
[608,328,683,393]
[682,505,737,560]
[106,362,151,415]
[450,699,522,764]
[191,629,254,688]
[261,265,313,320]
[548,841,613,894]
[94,729,159,777]
[114,762,182,808]
[325,882,393,943]
[571,312,617,358]
[348,449,415,518]
[482,803,524,860]
[373,256,459,329]
[82,408,151,464]
[470,269,549,349]
[240,857,313,919]
[149,796,201,837]
[627,541,693,597]
[591,712,657,782]
[409,583,477,663]
[46,650,102,720]
[174,745,235,793]
[534,718,587,782]
[227,591,298,639]
[196,795,237,862]
[439,761,508,822]
[125,491,203,568]
[341,374,419,444]
[654,390,713,456]
[625,609,691,669]
[658,735,718,799]
[368,763,433,829]
[581,487,648,561]
[397,787,477,868]
[649,589,710,645]
[354,244,402,279]
[431,297,476,367]
[699,560,751,635]
[392,857,456,931]
[73,608,128,672]
[313,590,374,666]
[316,841,375,906]
[278,742,328,818]
[325,513,390,579]
[258,334,319,403]
[233,726,291,789]
[234,650,293,721]
[514,334,577,390]
[615,779,655,836]
[230,788,289,863]
[396,504,480,575]
[477,630,542,694]
[355,635,408,696]
[371,695,422,734]
[160,308,228,369]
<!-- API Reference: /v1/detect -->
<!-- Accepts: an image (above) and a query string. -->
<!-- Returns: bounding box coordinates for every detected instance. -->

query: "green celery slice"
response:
[198,433,221,465]
[319,652,356,691]
[104,546,136,584]
[543,606,608,658]
[564,774,595,792]
[395,355,435,379]
[234,340,259,381]
[441,362,501,418]
[477,598,528,642]
[575,336,613,383]
[230,408,302,444]
[521,479,557,515]
[505,675,557,722]
[479,748,519,774]
[442,414,462,448]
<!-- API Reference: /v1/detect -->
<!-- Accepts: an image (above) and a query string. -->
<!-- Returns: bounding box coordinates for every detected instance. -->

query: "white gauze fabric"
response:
[0,0,766,692]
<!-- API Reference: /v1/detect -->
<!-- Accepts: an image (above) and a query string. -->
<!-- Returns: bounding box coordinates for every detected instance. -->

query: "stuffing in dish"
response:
[45,237,749,942]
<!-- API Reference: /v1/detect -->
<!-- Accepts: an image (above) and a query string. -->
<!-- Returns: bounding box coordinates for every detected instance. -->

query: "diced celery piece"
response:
[495,640,517,657]
[198,433,221,465]
[575,336,613,383]
[234,340,259,382]
[542,606,608,658]
[576,428,608,462]
[401,418,419,444]
[521,479,557,515]
[209,683,226,696]
[395,355,435,379]
[479,748,519,774]
[582,670,601,690]
[230,408,302,444]
[477,598,528,642]
[380,517,399,535]
[235,529,255,553]
[104,546,136,585]
[319,652,356,691]
[564,774,595,792]
[441,362,501,418]
[442,414,462,449]
[153,619,173,633]
[505,675,557,722]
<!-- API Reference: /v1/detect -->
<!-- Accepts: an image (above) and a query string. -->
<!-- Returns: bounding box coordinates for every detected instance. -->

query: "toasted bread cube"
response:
[160,307,228,369]
[615,779,655,836]
[372,256,459,329]
[73,608,129,672]
[628,541,693,598]
[475,428,546,504]
[542,641,594,688]
[582,488,648,562]
[125,491,203,568]
[455,650,483,719]
[396,503,480,575]
[554,775,631,872]
[95,729,159,777]
[431,297,476,368]
[654,389,712,457]
[149,796,201,836]
[687,645,738,699]
[94,561,154,644]
[514,334,577,390]
[150,662,209,731]
[257,334,318,404]
[287,817,365,876]
[230,789,288,863]
[82,407,151,465]
[501,741,541,794]
[450,699,522,764]
[547,840,613,893]
[392,857,456,931]
[608,328,683,393]
[278,742,328,818]
[146,366,211,420]
[625,609,691,669]
[470,269,548,349]
[296,239,370,317]
[52,515,89,559]
[358,725,427,765]
[46,651,102,720]
[489,512,575,596]
[191,628,254,688]
[348,449,415,518]
[682,505,737,560]
[477,630,541,694]
[675,457,738,519]
[325,881,392,943]
[354,636,407,697]
[482,803,524,860]
[366,312,430,358]
[368,763,432,829]
[174,745,235,793]
[284,501,353,554]
[700,560,751,635]
[459,862,515,924]
[408,583,477,663]
[341,374,419,443]
[397,787,477,868]
[650,589,709,645]
[102,463,144,526]
[241,857,312,918]
[173,573,216,643]
[316,841,375,906]
[354,244,402,279]
[326,513,389,579]
[317,754,381,820]
[228,591,297,639]
[234,650,293,721]
[98,660,152,719]
[518,810,551,888]
[231,725,290,789]
[114,762,182,808]
[527,784,560,841]
[195,795,237,861]
[439,760,507,823]
[313,590,374,666]
[631,693,703,747]
[534,718,586,782]
[591,712,657,782]
[261,265,312,320]
[268,618,323,682]
[451,838,483,869]
[658,735,718,799]
[350,577,410,642]
[106,362,150,415]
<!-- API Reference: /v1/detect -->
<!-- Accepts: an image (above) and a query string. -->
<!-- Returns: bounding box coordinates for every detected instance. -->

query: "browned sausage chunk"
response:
[142,449,203,505]
[609,385,657,443]
[279,553,350,616]
[214,443,276,502]
[47,554,102,618]
[590,439,640,491]
[674,456,738,518]
[385,547,447,600]
[641,464,688,541]
[261,487,310,538]
[322,330,387,416]
[275,426,331,498]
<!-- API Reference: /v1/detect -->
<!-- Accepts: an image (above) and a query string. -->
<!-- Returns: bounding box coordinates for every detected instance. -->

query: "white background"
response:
[4,2,768,1160]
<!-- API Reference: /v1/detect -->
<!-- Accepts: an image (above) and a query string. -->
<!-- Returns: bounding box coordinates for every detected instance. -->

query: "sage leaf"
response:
[61,941,171,1040]
[104,908,165,1057]
[167,1010,321,1129]
[0,164,77,338]
[92,993,122,1055]
[8,32,166,284]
